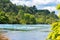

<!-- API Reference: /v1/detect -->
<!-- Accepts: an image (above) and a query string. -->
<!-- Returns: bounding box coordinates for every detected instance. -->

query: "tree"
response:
[20,13,36,24]
[56,4,60,10]
[0,0,18,13]
[0,11,9,23]
[46,4,60,40]
[56,4,60,18]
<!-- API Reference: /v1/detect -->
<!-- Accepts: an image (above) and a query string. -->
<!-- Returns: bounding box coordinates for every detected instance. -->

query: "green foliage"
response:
[0,0,18,13]
[0,11,9,23]
[0,0,59,24]
[36,16,46,24]
[46,22,60,40]
[56,4,60,18]
[19,13,36,24]
[47,4,60,40]
[56,4,60,10]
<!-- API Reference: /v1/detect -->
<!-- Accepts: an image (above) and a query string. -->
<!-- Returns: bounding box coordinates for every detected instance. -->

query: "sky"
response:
[10,0,60,15]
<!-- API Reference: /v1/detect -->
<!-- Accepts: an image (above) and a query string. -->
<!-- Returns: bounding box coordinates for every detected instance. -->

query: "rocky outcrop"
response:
[0,34,9,40]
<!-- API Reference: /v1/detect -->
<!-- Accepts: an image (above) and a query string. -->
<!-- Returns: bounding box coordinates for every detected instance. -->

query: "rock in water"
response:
[0,34,9,40]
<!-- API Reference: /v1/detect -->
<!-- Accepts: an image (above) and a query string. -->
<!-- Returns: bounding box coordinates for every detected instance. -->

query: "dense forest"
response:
[0,0,59,24]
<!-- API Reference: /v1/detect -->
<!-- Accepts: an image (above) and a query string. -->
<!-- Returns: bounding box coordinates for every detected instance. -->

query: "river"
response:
[0,24,51,40]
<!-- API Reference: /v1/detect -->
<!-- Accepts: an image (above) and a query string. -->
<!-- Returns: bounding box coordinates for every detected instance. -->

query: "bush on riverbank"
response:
[46,22,60,40]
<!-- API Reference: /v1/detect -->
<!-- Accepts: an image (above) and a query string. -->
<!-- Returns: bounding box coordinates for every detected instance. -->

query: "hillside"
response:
[0,0,59,24]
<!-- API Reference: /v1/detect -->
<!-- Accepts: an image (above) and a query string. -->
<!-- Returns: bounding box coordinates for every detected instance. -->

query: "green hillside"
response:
[0,0,59,24]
